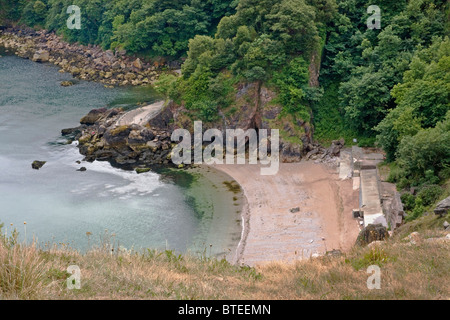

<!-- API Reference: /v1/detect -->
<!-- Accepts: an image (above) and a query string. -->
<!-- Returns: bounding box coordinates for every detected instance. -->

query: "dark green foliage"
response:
[416,185,442,206]
[396,112,450,186]
[174,0,333,122]
[272,57,311,119]
[401,184,443,221]
[375,106,422,162]
[22,0,48,27]
[320,0,447,134]
[6,0,237,58]
[401,193,416,211]
[391,36,450,128]
[311,0,449,223]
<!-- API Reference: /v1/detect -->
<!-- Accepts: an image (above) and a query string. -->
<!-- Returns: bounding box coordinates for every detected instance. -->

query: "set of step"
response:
[340,146,388,228]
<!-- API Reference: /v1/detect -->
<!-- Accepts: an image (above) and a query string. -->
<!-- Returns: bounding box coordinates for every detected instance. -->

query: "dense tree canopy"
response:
[1,0,237,58]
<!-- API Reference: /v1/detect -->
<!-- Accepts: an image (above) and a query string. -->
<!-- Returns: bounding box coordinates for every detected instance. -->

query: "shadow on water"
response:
[107,85,163,111]
[156,167,197,189]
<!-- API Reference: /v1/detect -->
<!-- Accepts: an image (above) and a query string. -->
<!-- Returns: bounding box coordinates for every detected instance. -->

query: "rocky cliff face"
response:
[170,82,315,163]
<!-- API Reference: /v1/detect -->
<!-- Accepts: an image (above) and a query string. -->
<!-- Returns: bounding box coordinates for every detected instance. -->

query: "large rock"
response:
[32,160,46,170]
[61,81,74,87]
[80,108,108,125]
[132,58,143,70]
[32,49,49,62]
[125,72,137,81]
[103,125,132,147]
[355,223,389,246]
[434,196,450,217]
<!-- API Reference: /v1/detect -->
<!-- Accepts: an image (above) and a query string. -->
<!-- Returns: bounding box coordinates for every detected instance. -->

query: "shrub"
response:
[406,197,426,221]
[416,185,442,207]
[401,193,416,211]
[396,112,450,186]
[155,74,180,101]
[191,99,219,122]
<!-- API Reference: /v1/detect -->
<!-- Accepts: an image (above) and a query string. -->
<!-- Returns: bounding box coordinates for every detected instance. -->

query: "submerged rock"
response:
[32,160,46,170]
[61,80,74,87]
[135,168,151,174]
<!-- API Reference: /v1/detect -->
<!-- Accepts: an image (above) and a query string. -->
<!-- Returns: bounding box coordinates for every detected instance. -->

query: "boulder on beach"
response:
[32,160,46,170]
[32,49,49,63]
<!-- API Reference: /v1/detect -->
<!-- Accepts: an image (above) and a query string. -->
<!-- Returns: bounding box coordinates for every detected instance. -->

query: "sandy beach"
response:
[211,161,361,266]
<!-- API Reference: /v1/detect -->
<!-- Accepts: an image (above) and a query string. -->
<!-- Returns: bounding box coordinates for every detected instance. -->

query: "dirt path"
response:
[212,161,360,266]
[116,100,165,126]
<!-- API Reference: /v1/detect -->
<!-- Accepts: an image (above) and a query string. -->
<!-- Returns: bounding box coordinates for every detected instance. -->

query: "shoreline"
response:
[0,27,168,87]
[211,161,361,266]
[181,165,247,264]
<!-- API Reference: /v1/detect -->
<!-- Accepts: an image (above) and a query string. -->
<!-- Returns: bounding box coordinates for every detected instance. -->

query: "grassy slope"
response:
[1,214,448,300]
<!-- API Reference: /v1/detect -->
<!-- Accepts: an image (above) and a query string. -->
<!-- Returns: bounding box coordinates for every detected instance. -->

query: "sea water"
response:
[0,49,242,259]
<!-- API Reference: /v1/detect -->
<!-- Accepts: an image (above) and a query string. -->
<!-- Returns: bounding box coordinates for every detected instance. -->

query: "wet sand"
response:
[211,161,361,266]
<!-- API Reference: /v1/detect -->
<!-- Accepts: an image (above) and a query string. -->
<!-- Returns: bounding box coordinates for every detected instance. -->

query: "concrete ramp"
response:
[339,149,353,180]
[360,169,387,228]
[116,100,165,126]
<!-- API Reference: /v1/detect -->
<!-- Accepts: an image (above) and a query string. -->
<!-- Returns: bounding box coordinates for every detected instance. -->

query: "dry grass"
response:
[0,217,449,300]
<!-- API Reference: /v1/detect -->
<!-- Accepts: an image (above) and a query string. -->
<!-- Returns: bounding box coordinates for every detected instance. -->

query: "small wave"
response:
[60,143,162,197]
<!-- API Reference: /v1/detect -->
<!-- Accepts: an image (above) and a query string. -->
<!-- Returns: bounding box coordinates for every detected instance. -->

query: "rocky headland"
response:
[62,102,177,171]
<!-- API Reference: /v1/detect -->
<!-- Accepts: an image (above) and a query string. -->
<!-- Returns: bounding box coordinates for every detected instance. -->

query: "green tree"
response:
[396,111,450,186]
[391,36,450,128]
[375,106,422,162]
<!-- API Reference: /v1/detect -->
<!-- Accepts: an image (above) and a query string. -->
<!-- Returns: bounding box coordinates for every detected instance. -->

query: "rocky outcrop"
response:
[32,160,46,170]
[0,27,168,86]
[434,196,450,217]
[60,81,74,87]
[303,139,345,164]
[355,223,389,246]
[62,107,175,170]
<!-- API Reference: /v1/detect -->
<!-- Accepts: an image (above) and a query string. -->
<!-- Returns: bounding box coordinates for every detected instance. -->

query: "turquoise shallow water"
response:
[0,49,241,258]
